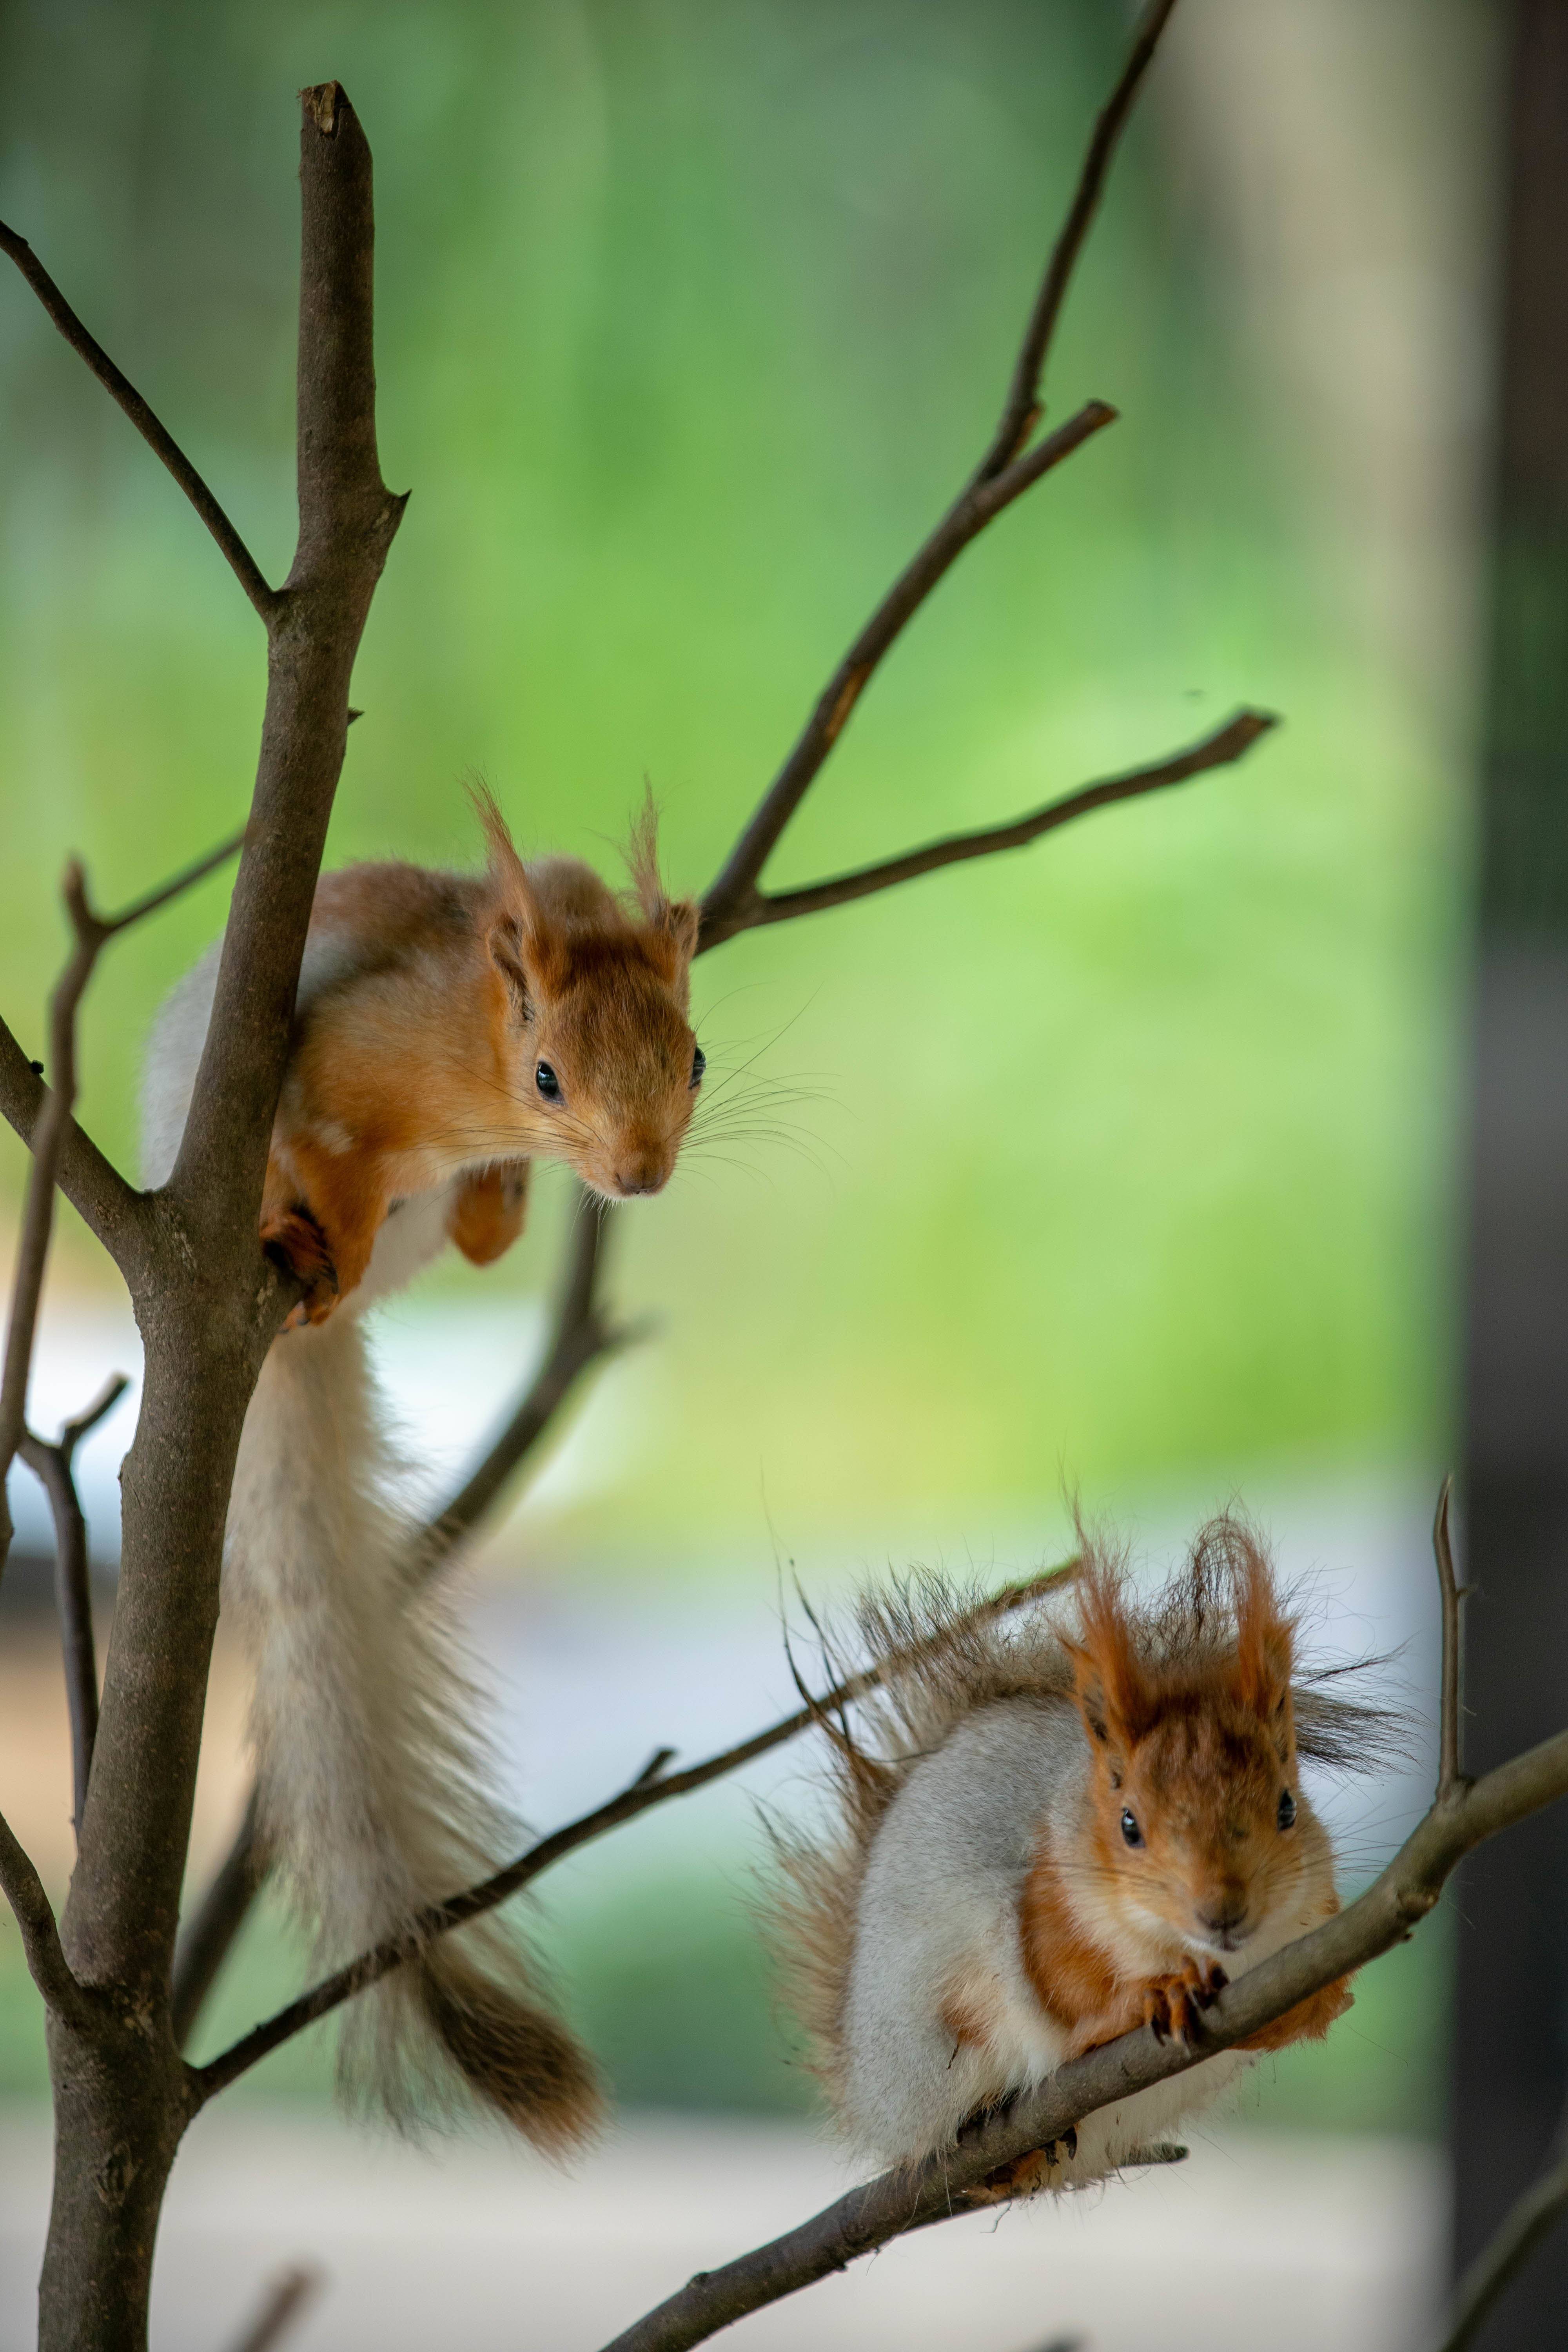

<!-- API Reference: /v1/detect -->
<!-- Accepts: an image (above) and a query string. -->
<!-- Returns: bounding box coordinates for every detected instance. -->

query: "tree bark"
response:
[35,85,401,2352]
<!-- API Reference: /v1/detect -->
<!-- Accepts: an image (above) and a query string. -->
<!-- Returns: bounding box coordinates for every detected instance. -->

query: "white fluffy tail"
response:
[227,1311,601,2151]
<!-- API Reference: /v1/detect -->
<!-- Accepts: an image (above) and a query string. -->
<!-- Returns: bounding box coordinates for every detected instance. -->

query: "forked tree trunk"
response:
[34,87,402,2350]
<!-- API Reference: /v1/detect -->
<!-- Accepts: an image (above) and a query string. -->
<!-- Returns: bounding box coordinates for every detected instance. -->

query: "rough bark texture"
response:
[35,87,401,2352]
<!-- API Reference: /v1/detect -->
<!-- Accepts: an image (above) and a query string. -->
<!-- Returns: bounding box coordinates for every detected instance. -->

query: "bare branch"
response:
[169,1788,266,2053]
[0,1021,148,1277]
[1433,1475,1467,1803]
[978,0,1178,480]
[715,711,1276,940]
[223,2263,324,2352]
[167,87,406,1254]
[0,831,246,1574]
[0,1806,90,2028]
[187,1565,1074,2103]
[417,1188,630,1569]
[1441,2102,1568,2351]
[18,1374,129,1839]
[591,1712,1568,2352]
[699,405,1118,947]
[0,223,279,624]
[700,0,1185,945]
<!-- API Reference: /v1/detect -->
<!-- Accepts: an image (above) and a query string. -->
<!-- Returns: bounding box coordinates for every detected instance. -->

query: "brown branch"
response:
[18,1374,129,1840]
[0,829,246,1576]
[187,1564,1074,2104]
[417,1187,630,1569]
[1440,2100,1568,2351]
[1433,1475,1467,1802]
[170,1788,266,2053]
[699,0,1183,947]
[0,223,279,624]
[719,711,1276,937]
[698,404,1118,949]
[978,0,1178,479]
[578,1491,1549,2352]
[0,1806,90,2028]
[223,2263,324,2352]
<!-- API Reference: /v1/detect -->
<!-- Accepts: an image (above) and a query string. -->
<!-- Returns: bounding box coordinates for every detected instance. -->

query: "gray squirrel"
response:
[142,791,703,2149]
[771,1519,1387,2199]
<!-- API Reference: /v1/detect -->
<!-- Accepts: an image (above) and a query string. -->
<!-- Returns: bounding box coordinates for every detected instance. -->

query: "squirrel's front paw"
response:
[1143,1957,1227,2045]
[261,1208,340,1328]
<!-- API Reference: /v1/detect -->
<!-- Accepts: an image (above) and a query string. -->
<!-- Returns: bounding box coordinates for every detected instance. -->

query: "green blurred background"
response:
[0,0,1488,2146]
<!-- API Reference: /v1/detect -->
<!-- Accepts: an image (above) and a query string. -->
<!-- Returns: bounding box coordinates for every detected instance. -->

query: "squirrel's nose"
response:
[614,1160,667,1198]
[1196,1889,1250,1941]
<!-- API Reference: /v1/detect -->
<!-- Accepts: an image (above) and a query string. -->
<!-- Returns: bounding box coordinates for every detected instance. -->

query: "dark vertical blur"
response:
[1457,0,1568,2337]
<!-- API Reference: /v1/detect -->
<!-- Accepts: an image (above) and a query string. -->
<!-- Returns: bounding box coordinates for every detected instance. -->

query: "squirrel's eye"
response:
[1120,1808,1143,1849]
[535,1062,561,1101]
[1277,1789,1297,1832]
[690,1044,706,1091]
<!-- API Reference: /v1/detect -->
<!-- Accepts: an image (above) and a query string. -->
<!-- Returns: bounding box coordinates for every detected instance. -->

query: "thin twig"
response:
[223,2263,324,2352]
[1433,1475,1466,1802]
[1440,2103,1568,2351]
[171,1787,265,2051]
[0,1807,89,2027]
[187,1564,1074,2103]
[725,711,1276,936]
[0,828,246,1580]
[0,222,278,623]
[417,1188,628,1568]
[18,1373,129,1839]
[699,0,1184,945]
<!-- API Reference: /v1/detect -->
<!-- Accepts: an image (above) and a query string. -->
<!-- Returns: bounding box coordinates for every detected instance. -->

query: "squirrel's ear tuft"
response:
[1062,1541,1153,1762]
[473,782,565,999]
[624,786,700,972]
[1211,1519,1296,1758]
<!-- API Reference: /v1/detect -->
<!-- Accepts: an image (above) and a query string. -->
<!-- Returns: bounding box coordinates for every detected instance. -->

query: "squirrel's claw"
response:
[263,1208,340,1329]
[1143,1956,1226,2046]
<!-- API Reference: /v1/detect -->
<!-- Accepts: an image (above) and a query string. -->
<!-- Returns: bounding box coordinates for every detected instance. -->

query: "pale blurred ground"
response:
[0,2111,1443,2352]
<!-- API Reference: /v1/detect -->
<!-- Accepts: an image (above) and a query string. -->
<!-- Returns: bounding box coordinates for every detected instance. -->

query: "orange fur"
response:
[261,796,703,1320]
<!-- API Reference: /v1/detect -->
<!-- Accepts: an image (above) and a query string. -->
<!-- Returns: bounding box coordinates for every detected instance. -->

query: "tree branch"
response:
[165,85,406,1264]
[223,2264,324,2352]
[185,1564,1073,2103]
[170,1788,266,2051]
[1440,2100,1568,2351]
[417,1189,630,1570]
[1433,1475,1466,1802]
[18,1374,129,1840]
[0,222,279,624]
[713,711,1276,938]
[0,828,245,1574]
[699,0,1183,948]
[580,1492,1561,2352]
[0,1806,90,2028]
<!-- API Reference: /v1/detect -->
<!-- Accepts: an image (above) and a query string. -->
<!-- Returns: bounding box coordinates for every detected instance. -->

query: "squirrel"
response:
[140,789,704,2151]
[771,1517,1390,2200]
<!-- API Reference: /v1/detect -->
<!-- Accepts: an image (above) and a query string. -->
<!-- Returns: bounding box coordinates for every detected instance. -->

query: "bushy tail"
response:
[225,1311,601,2153]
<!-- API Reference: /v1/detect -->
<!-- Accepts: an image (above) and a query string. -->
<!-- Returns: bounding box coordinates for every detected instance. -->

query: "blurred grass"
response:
[0,0,1458,1555]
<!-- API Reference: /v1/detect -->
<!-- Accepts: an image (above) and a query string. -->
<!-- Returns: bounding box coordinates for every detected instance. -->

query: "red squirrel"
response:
[772,1518,1387,2199]
[140,791,703,2152]
[247,788,704,1325]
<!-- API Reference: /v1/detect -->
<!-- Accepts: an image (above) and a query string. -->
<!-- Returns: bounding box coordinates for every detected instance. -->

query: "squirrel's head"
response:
[475,790,703,1202]
[1062,1522,1312,1959]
